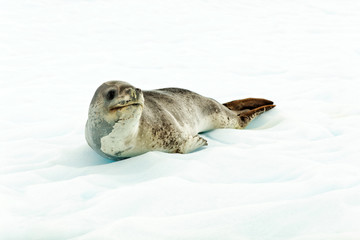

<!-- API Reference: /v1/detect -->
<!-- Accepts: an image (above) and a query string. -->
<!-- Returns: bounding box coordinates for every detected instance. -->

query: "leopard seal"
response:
[85,81,275,160]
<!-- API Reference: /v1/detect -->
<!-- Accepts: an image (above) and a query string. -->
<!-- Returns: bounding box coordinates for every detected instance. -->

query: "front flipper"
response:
[176,135,208,154]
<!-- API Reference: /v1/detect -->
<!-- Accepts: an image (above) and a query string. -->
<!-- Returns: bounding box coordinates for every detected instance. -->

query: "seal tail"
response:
[223,98,276,128]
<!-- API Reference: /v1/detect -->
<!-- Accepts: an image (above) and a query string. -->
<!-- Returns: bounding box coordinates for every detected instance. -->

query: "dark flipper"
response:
[223,98,274,111]
[223,98,275,128]
[238,104,276,128]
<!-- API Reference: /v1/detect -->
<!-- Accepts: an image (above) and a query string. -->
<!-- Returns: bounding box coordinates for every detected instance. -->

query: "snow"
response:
[1,0,360,239]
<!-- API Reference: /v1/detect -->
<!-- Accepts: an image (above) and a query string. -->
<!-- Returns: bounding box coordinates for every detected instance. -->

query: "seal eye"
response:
[106,90,116,101]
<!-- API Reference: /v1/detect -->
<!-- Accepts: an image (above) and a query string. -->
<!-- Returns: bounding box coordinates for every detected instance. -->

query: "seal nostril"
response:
[106,90,116,101]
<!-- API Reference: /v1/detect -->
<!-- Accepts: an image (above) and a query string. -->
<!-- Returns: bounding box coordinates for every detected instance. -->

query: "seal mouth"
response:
[109,103,142,111]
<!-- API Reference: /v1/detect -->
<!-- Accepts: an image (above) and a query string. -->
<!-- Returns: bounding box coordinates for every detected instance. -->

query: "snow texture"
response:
[1,0,360,239]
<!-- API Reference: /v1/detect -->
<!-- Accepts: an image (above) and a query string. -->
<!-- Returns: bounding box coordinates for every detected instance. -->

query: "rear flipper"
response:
[223,98,275,128]
[238,104,275,128]
[224,98,273,112]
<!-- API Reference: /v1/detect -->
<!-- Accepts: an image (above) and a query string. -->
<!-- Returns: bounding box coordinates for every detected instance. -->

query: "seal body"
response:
[85,81,275,160]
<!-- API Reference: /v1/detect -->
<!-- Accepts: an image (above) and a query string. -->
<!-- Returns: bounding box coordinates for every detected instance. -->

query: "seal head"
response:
[85,81,144,159]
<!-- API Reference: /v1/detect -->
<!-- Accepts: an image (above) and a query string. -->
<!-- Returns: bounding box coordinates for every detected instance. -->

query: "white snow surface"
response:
[1,0,360,239]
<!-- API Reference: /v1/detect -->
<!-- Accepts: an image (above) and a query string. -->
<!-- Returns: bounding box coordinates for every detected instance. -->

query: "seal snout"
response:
[104,85,143,112]
[105,86,140,100]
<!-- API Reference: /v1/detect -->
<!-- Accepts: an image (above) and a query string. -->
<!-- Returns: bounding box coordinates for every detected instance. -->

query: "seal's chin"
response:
[109,103,142,112]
